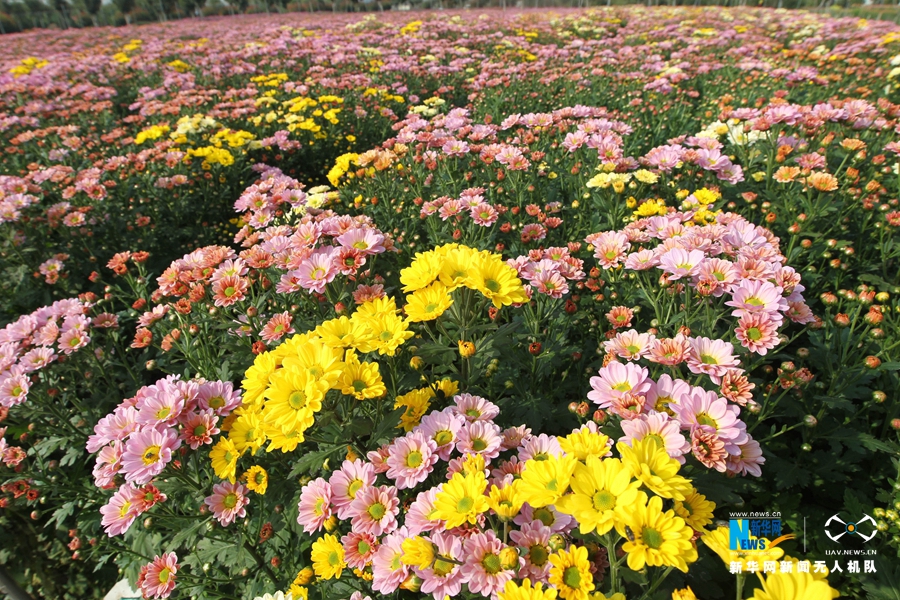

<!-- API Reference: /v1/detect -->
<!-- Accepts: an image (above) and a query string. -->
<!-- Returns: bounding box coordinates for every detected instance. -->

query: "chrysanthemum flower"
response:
[604,329,654,360]
[702,525,784,569]
[338,350,386,400]
[670,387,748,448]
[329,459,376,520]
[685,337,740,384]
[244,465,268,495]
[456,420,503,460]
[547,544,594,600]
[431,470,489,529]
[229,410,267,455]
[342,531,378,569]
[468,253,528,308]
[725,438,765,477]
[400,535,437,570]
[297,477,333,534]
[100,482,140,537]
[415,409,465,461]
[615,492,697,572]
[617,439,692,501]
[735,312,780,355]
[204,481,250,527]
[262,367,329,435]
[349,484,400,536]
[674,489,716,531]
[750,567,839,600]
[487,482,523,521]
[406,488,441,535]
[659,248,706,280]
[461,530,515,596]
[121,427,180,485]
[386,431,439,489]
[518,433,563,463]
[139,552,178,599]
[587,362,653,408]
[418,531,466,600]
[209,437,239,483]
[371,527,410,594]
[452,393,500,423]
[315,317,371,350]
[311,534,346,580]
[509,520,553,581]
[556,456,641,535]
[498,578,558,600]
[620,413,689,463]
[401,250,443,292]
[179,409,219,450]
[725,280,788,319]
[514,503,574,534]
[405,282,453,322]
[517,454,578,508]
[260,312,295,343]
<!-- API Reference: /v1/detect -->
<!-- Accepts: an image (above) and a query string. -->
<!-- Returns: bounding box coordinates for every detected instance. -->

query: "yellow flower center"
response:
[533,507,555,527]
[358,541,371,555]
[141,445,161,465]
[289,390,308,410]
[434,430,453,446]
[347,479,363,498]
[471,438,488,452]
[529,544,549,566]
[193,424,207,437]
[223,492,238,509]
[406,451,423,468]
[433,556,455,577]
[208,396,225,409]
[612,382,632,392]
[456,496,474,513]
[699,353,718,365]
[158,567,171,583]
[367,502,386,520]
[563,566,582,589]
[696,413,717,428]
[592,490,616,511]
[642,526,664,549]
[481,552,502,575]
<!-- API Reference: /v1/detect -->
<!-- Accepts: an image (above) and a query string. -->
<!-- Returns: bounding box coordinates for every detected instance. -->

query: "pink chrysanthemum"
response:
[93,440,123,488]
[100,482,140,537]
[719,371,755,407]
[196,381,242,416]
[211,275,249,307]
[419,531,466,600]
[517,433,563,463]
[470,202,499,227]
[415,408,465,461]
[587,362,653,408]
[461,530,515,596]
[136,386,185,427]
[342,531,379,569]
[605,329,655,360]
[178,409,219,449]
[456,420,503,461]
[335,228,385,255]
[725,438,765,477]
[371,527,410,594]
[204,481,250,527]
[296,248,337,294]
[406,487,442,536]
[691,426,730,472]
[260,311,295,343]
[605,306,634,329]
[509,520,552,582]
[138,552,178,599]
[621,413,690,464]
[513,503,575,534]
[659,247,706,280]
[647,334,691,366]
[297,477,333,533]
[685,337,740,384]
[386,431,439,489]
[490,456,525,487]
[452,394,500,423]
[329,459,376,520]
[87,405,139,453]
[0,370,29,407]
[120,427,180,485]
[349,485,400,536]
[57,327,90,354]
[670,387,748,450]
[735,312,780,355]
[725,279,788,319]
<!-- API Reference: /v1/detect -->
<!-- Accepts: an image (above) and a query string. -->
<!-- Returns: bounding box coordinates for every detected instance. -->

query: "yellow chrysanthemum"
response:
[244,465,268,494]
[488,482,523,521]
[672,587,698,600]
[459,452,486,477]
[262,367,330,435]
[558,428,611,461]
[405,281,454,322]
[294,566,314,585]
[264,422,306,453]
[281,336,344,389]
[338,350,386,400]
[395,388,433,431]
[556,456,641,535]
[228,410,267,455]
[674,489,716,531]
[289,585,309,600]
[210,437,239,483]
[354,295,399,320]
[433,378,460,399]
[438,245,478,290]
[361,312,415,356]
[615,492,698,573]
[468,253,529,308]
[315,316,372,349]
[618,439,692,501]
[241,351,277,407]
[548,545,595,600]
[518,454,579,508]
[498,578,559,600]
[400,250,444,292]
[400,536,437,569]
[431,470,489,529]
[311,534,346,580]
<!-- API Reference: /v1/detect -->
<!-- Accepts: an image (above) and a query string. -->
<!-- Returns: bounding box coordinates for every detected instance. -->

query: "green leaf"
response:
[877,362,900,372]
[858,433,900,456]
[862,561,900,600]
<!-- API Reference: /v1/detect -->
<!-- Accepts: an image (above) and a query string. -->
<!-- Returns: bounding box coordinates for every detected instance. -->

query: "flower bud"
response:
[548,534,566,552]
[803,415,817,428]
[865,356,882,369]
[873,390,887,403]
[410,356,425,370]
[499,547,520,570]
[458,340,476,359]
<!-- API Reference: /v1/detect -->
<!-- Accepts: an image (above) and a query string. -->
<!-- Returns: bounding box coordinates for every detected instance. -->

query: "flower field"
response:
[1,6,900,600]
